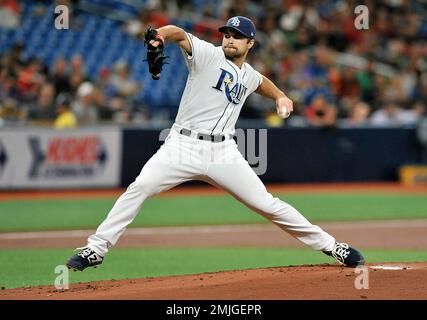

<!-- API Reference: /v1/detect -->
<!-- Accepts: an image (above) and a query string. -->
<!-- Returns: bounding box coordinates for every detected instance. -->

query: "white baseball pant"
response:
[87,125,336,256]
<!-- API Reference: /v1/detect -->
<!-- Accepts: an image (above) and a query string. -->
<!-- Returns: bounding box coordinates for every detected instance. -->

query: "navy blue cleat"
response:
[66,247,104,271]
[323,242,365,267]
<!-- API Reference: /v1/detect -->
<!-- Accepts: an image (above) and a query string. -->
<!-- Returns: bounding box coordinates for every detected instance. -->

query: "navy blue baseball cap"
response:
[218,16,256,39]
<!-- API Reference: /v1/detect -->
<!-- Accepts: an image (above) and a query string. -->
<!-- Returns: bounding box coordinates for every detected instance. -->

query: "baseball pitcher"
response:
[67,16,364,271]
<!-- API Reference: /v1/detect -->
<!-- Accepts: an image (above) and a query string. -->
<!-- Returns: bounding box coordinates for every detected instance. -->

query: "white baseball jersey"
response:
[175,32,263,136]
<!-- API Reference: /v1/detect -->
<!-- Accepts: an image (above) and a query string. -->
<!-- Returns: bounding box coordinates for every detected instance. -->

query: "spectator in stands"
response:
[97,62,146,124]
[109,96,131,124]
[70,54,89,95]
[383,77,406,105]
[413,73,427,105]
[124,6,169,38]
[26,82,56,122]
[305,94,337,127]
[343,101,371,127]
[255,9,287,64]
[131,101,150,124]
[124,10,148,38]
[50,57,71,97]
[400,62,418,102]
[0,52,17,100]
[92,87,113,122]
[336,67,360,101]
[54,93,77,129]
[72,82,98,126]
[0,0,20,29]
[145,4,170,28]
[96,67,115,98]
[355,61,375,103]
[398,102,425,127]
[264,109,285,128]
[110,60,139,106]
[106,61,149,123]
[370,102,395,126]
[10,43,25,71]
[0,97,23,125]
[16,57,46,103]
[220,0,251,20]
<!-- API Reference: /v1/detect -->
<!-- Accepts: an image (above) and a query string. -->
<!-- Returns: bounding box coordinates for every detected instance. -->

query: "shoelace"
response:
[332,243,350,264]
[77,248,94,258]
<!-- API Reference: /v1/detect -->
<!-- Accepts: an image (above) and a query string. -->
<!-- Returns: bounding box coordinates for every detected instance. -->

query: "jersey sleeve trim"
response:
[184,32,194,61]
[257,73,263,87]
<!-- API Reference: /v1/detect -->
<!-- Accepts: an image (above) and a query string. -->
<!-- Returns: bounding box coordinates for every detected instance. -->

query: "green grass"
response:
[0,193,426,231]
[0,248,426,289]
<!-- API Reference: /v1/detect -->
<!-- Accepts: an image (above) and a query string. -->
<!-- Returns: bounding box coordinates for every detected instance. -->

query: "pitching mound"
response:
[1,263,426,300]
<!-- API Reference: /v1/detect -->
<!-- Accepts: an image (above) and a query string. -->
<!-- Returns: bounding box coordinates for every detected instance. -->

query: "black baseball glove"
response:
[143,27,168,80]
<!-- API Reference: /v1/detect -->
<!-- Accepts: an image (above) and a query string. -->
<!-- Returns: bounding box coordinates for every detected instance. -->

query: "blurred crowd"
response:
[0,43,146,128]
[1,0,427,128]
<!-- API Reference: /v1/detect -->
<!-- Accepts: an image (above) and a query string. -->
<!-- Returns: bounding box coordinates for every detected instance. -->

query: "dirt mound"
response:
[1,263,426,300]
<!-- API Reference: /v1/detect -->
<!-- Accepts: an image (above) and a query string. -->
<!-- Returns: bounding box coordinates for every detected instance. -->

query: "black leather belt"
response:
[179,128,226,142]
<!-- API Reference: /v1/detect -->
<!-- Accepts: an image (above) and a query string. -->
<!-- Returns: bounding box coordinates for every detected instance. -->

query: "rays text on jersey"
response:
[212,68,248,104]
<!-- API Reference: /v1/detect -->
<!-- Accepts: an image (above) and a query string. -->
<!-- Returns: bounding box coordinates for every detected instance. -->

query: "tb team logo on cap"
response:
[230,17,240,27]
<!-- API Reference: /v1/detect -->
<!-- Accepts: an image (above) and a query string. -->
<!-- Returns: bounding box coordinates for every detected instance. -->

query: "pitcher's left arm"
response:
[255,75,293,118]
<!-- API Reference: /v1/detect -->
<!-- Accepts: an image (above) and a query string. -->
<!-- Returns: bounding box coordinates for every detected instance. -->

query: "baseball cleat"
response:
[323,242,365,267]
[66,247,104,271]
